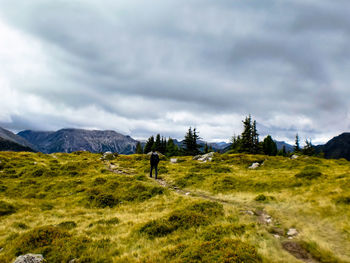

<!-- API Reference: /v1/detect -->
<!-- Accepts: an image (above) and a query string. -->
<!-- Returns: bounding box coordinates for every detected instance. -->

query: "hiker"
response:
[150,150,160,179]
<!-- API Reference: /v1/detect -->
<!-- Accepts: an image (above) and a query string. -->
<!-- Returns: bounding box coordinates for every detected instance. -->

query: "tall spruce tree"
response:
[165,137,179,157]
[302,139,315,156]
[154,134,161,152]
[231,115,260,154]
[204,143,209,153]
[294,134,300,152]
[262,135,277,156]
[183,127,200,156]
[144,136,155,154]
[252,120,260,154]
[135,142,143,154]
[241,115,252,153]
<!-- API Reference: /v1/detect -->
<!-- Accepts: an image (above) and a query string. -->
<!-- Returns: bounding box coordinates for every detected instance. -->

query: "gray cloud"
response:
[0,0,349,144]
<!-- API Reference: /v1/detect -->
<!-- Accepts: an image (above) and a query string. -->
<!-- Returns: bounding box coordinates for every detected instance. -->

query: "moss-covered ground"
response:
[0,151,349,262]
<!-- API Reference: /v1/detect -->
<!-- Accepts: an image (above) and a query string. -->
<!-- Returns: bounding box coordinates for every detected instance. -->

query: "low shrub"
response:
[93,177,107,185]
[40,203,54,211]
[164,239,262,263]
[295,166,322,179]
[139,219,175,239]
[175,173,206,188]
[214,166,232,173]
[254,194,276,202]
[58,221,77,230]
[201,224,246,241]
[0,185,7,192]
[89,217,120,228]
[334,196,350,205]
[31,168,46,177]
[89,193,119,208]
[12,222,29,229]
[0,200,16,216]
[140,201,224,238]
[12,226,93,263]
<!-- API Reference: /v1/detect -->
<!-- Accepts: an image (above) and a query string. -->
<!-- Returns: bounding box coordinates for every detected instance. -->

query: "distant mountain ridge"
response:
[18,128,138,154]
[0,127,35,152]
[316,133,350,161]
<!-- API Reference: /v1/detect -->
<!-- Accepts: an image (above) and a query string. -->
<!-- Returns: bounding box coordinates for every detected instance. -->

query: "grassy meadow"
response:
[0,151,349,262]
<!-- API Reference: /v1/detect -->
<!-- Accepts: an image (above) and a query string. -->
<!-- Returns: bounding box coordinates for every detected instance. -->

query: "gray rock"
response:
[170,158,177,163]
[192,152,214,162]
[14,254,44,263]
[248,162,260,169]
[291,154,299,159]
[287,228,298,237]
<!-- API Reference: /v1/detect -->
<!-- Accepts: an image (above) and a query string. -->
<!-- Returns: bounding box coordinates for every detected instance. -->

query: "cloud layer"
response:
[0,0,349,144]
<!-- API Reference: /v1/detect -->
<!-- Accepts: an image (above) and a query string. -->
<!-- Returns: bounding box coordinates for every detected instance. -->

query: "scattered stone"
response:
[170,158,178,163]
[69,259,77,263]
[0,247,3,252]
[248,162,260,169]
[287,228,298,237]
[273,234,280,239]
[242,210,255,215]
[14,254,45,263]
[269,227,285,236]
[291,155,299,159]
[101,151,118,160]
[185,192,190,196]
[33,162,37,165]
[255,210,272,224]
[110,164,117,169]
[193,152,214,162]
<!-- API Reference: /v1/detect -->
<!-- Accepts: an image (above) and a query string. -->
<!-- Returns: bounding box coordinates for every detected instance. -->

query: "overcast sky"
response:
[0,0,349,144]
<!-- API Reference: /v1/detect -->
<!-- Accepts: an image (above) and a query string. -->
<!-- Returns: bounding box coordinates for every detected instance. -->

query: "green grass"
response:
[0,151,349,262]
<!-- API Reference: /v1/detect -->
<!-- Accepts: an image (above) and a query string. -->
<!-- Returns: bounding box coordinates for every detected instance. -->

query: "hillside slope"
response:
[319,133,350,160]
[0,127,35,152]
[18,129,138,154]
[0,152,349,262]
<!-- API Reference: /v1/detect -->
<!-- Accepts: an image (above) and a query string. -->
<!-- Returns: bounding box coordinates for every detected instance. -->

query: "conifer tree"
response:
[165,137,179,157]
[252,120,260,153]
[183,127,201,156]
[294,133,300,152]
[204,143,209,153]
[302,139,315,156]
[154,134,161,152]
[262,135,277,156]
[144,136,155,153]
[241,115,252,153]
[231,115,260,154]
[135,142,143,154]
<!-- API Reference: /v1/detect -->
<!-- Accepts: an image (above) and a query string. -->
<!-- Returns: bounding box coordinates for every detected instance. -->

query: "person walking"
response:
[150,150,160,179]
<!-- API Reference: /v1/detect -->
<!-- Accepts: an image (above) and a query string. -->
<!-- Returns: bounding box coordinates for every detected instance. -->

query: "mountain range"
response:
[1,126,350,160]
[17,129,138,154]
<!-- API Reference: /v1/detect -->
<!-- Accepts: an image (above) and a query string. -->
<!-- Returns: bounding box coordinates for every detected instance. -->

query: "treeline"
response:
[230,115,316,156]
[136,128,213,157]
[136,115,317,157]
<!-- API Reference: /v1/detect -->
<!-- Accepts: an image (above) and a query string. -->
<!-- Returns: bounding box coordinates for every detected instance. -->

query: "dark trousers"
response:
[150,164,158,179]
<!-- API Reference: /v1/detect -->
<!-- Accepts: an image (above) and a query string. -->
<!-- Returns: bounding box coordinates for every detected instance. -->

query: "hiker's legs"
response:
[150,165,153,177]
[155,164,158,179]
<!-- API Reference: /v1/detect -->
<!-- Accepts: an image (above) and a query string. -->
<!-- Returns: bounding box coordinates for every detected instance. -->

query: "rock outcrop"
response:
[14,254,45,263]
[193,152,214,162]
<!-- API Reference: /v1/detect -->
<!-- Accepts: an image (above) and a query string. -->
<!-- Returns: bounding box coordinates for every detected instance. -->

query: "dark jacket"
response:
[150,152,160,166]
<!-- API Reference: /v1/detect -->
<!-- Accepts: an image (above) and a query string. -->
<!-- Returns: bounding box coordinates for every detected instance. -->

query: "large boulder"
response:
[193,152,214,162]
[14,254,45,263]
[248,162,260,169]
